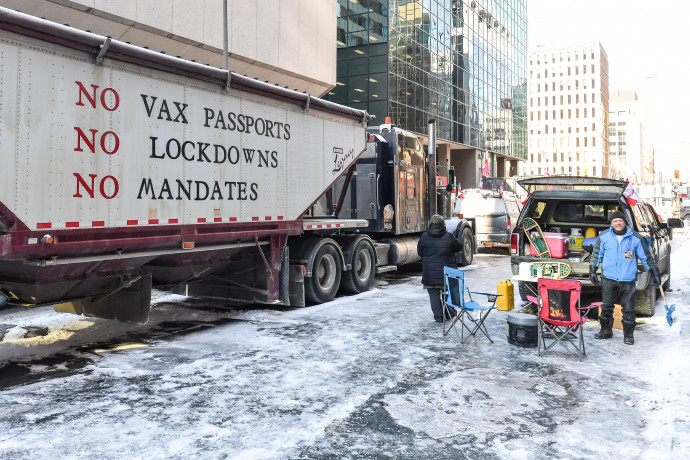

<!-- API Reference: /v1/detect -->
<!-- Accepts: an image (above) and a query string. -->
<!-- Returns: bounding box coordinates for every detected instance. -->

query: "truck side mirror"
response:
[667,217,684,228]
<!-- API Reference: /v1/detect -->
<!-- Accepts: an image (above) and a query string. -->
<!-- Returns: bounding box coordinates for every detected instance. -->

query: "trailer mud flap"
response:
[54,273,152,324]
[289,264,306,308]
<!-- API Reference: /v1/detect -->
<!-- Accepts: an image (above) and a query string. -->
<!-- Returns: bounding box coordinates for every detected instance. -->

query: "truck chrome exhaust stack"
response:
[427,119,437,218]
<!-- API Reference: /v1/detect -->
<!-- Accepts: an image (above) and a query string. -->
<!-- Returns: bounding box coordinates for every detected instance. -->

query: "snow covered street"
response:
[0,232,688,459]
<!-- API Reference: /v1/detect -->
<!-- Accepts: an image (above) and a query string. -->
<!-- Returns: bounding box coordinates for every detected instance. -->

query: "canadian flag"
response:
[482,158,489,177]
[624,184,639,206]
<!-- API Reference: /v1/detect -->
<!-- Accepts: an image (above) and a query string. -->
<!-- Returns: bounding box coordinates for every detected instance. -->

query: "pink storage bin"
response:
[529,232,570,258]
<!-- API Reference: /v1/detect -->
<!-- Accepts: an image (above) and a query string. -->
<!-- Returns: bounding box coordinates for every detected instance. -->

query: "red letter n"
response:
[73,173,97,198]
[75,81,98,108]
[74,127,97,153]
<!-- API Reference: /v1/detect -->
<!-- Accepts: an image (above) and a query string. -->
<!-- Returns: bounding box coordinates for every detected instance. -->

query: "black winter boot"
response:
[623,325,635,345]
[594,319,613,340]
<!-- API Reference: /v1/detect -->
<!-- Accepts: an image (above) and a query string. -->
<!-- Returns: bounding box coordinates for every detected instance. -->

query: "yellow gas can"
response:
[585,227,597,239]
[496,280,514,311]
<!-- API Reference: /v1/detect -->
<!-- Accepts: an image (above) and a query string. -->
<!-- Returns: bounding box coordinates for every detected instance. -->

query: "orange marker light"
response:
[182,242,195,249]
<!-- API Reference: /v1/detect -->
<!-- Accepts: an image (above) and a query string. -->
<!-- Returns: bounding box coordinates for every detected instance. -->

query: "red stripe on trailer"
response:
[265,216,271,221]
[317,225,323,229]
[168,219,178,224]
[127,220,138,225]
[336,224,341,228]
[65,222,79,228]
[252,217,259,221]
[214,218,222,222]
[277,216,284,220]
[148,219,159,225]
[229,217,238,222]
[197,218,206,223]
[37,223,52,229]
[92,221,105,227]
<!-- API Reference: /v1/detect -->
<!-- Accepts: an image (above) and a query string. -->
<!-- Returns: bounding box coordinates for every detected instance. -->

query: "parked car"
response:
[681,203,690,223]
[454,188,522,248]
[509,176,684,316]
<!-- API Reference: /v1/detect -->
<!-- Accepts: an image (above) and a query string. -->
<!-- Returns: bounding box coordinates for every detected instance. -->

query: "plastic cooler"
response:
[529,232,569,258]
[507,312,538,348]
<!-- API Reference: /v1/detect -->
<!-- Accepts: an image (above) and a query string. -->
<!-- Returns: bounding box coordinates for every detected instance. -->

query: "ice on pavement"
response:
[0,231,688,459]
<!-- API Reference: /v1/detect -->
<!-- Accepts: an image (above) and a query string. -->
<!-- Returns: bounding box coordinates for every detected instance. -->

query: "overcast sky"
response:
[527,0,690,168]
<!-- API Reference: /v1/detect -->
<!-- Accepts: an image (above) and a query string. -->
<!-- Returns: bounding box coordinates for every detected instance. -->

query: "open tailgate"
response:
[517,176,628,200]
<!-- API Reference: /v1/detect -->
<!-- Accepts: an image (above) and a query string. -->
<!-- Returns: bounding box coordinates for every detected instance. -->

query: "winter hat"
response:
[429,214,445,229]
[609,210,627,223]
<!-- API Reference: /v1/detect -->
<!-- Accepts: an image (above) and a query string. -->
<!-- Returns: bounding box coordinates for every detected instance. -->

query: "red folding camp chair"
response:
[535,278,597,360]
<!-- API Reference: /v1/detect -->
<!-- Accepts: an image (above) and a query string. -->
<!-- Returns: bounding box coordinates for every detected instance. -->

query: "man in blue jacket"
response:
[589,210,661,345]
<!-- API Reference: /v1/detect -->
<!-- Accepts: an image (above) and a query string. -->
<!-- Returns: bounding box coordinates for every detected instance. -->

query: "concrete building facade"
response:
[0,0,336,96]
[525,42,610,178]
[609,90,651,183]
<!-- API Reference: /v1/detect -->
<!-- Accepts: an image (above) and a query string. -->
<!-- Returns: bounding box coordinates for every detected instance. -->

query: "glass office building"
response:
[327,0,527,183]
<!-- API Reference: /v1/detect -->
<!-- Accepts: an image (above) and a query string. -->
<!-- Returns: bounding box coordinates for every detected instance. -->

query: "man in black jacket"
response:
[417,214,462,322]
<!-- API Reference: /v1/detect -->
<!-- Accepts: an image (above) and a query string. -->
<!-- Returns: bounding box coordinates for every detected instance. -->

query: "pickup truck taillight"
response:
[506,216,511,232]
[510,232,518,255]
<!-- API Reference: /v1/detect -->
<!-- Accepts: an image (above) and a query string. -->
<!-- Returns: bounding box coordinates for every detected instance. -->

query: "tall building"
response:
[525,42,610,178]
[0,0,335,95]
[328,0,527,188]
[609,90,651,183]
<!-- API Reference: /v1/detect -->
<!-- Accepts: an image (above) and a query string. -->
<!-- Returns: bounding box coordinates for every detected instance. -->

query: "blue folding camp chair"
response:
[441,266,500,343]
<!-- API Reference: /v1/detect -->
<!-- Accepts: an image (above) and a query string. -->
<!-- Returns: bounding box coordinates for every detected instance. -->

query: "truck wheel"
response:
[341,240,375,294]
[305,244,342,304]
[634,284,657,316]
[518,281,536,302]
[456,228,474,266]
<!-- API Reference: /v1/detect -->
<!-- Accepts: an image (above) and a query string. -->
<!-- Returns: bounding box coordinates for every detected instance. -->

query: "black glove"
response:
[589,265,600,286]
[650,266,662,287]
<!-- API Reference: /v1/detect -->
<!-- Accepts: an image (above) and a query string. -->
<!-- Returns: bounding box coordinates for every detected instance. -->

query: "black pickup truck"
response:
[510,177,684,316]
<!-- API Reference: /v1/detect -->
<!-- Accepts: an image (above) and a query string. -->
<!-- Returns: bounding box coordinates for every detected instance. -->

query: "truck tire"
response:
[634,284,657,316]
[341,240,375,294]
[456,228,474,266]
[518,281,536,301]
[305,244,342,304]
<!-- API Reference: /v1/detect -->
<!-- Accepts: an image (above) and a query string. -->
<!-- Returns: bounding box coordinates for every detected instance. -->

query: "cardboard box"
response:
[598,304,623,330]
